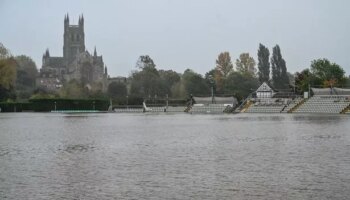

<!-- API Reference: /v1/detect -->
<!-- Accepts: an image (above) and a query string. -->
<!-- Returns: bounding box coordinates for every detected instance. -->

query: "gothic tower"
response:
[63,14,85,63]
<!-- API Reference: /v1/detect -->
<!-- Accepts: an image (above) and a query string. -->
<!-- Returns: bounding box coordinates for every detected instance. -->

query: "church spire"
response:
[94,46,97,57]
[79,14,84,27]
[64,13,69,30]
[45,48,50,57]
[104,65,108,75]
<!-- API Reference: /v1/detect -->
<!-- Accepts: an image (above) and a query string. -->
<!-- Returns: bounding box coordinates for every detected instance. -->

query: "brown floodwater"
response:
[1,113,350,199]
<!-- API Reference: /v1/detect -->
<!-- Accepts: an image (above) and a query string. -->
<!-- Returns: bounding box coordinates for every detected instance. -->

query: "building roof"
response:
[256,82,275,92]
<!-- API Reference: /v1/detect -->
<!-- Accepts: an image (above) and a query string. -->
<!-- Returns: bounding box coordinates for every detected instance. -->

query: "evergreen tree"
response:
[271,45,289,89]
[257,44,270,83]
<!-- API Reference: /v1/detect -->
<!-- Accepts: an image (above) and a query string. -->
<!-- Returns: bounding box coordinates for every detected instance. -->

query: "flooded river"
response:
[1,113,350,199]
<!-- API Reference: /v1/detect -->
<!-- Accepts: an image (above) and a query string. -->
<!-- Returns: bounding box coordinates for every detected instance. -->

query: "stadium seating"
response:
[148,107,166,112]
[114,108,144,113]
[189,104,227,113]
[281,98,303,113]
[294,96,350,114]
[245,104,285,113]
[166,106,187,112]
[244,98,286,113]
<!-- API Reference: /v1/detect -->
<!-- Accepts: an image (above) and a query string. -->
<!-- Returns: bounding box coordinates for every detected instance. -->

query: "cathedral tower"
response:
[63,14,85,63]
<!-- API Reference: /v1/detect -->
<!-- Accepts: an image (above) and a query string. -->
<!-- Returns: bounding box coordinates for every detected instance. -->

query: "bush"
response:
[0,102,30,112]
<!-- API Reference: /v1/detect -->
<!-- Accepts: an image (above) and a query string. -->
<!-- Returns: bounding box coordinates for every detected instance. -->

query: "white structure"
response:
[256,82,275,98]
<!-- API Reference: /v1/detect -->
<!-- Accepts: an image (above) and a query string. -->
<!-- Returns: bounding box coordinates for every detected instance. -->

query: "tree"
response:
[0,43,11,59]
[0,58,16,91]
[271,45,289,89]
[170,81,186,98]
[130,55,167,97]
[257,44,270,83]
[136,55,156,70]
[224,71,259,101]
[236,53,256,76]
[0,44,16,101]
[15,55,38,86]
[182,69,210,96]
[0,58,17,100]
[159,69,181,97]
[14,55,38,99]
[30,87,58,99]
[216,52,233,77]
[346,77,350,88]
[205,68,224,94]
[310,58,345,87]
[108,81,127,98]
[88,82,107,99]
[295,69,313,94]
[59,79,88,99]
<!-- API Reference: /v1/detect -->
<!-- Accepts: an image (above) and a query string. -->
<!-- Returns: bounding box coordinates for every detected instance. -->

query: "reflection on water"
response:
[236,115,286,122]
[0,113,350,199]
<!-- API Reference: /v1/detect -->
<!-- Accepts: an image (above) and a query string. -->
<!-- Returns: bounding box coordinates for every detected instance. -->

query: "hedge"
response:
[0,102,30,112]
[28,98,109,112]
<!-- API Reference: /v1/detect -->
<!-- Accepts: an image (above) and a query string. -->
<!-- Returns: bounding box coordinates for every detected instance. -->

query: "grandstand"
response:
[292,88,350,114]
[189,104,229,113]
[282,98,304,113]
[145,106,187,113]
[242,82,302,113]
[241,82,350,114]
[294,96,350,113]
[114,107,144,113]
[187,96,237,114]
[244,98,302,113]
[147,106,166,112]
[113,85,350,114]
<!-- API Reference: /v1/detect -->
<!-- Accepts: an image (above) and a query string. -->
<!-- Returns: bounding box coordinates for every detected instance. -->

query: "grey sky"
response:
[1,0,349,77]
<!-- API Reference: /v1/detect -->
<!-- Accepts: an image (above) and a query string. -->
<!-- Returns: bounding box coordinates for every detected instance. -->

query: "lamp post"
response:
[54,101,57,111]
[308,83,311,98]
[208,75,215,103]
[293,73,296,95]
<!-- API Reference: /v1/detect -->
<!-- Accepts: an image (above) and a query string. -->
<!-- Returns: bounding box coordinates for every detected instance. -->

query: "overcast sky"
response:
[1,0,349,77]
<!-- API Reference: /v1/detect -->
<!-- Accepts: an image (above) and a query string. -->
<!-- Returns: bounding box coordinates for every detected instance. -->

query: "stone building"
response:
[37,14,108,91]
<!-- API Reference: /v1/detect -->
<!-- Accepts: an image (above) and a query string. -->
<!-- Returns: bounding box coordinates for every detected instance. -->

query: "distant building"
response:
[255,82,275,98]
[37,14,108,90]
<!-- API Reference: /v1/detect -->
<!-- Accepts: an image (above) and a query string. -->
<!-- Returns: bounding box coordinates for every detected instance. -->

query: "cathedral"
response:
[37,14,108,91]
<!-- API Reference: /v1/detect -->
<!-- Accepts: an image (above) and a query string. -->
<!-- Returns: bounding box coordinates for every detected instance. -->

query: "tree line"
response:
[1,42,349,103]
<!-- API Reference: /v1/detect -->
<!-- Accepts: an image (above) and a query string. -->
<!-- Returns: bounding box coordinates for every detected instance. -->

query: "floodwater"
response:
[0,113,350,200]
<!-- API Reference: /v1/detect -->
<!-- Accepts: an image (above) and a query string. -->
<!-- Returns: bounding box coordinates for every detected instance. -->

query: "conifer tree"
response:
[271,45,289,89]
[257,44,270,83]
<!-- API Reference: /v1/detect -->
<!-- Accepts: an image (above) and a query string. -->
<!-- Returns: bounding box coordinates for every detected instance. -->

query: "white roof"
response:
[256,82,274,92]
